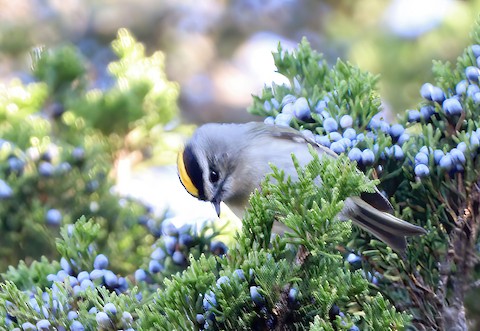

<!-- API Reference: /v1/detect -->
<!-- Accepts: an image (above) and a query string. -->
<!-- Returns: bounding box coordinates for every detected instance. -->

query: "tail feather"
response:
[344,197,427,252]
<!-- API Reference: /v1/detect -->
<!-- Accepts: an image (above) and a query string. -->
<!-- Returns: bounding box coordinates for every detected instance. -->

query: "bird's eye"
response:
[209,170,219,183]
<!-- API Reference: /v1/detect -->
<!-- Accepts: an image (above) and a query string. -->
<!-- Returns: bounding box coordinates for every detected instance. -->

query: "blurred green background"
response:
[1,0,480,125]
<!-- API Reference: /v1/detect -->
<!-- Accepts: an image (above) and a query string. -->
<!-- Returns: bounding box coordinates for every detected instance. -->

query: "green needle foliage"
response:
[1,19,480,330]
[249,21,480,330]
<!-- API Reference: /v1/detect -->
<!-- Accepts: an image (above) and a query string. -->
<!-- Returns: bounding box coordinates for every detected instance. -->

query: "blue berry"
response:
[80,279,94,291]
[264,116,274,125]
[430,86,445,103]
[151,247,166,260]
[443,98,462,115]
[348,147,362,162]
[281,103,294,114]
[347,253,361,264]
[420,105,435,119]
[419,145,433,155]
[172,251,186,265]
[72,147,85,161]
[288,287,298,303]
[103,270,119,287]
[122,311,133,323]
[433,150,445,164]
[466,66,480,82]
[161,219,178,236]
[60,257,73,275]
[250,286,265,306]
[203,291,217,310]
[392,145,404,160]
[77,271,90,283]
[68,311,78,320]
[397,133,410,146]
[330,141,345,154]
[456,80,468,95]
[323,118,338,132]
[216,276,230,287]
[89,307,98,314]
[117,277,128,292]
[94,254,109,270]
[415,152,429,165]
[314,100,328,113]
[457,141,467,152]
[263,100,272,113]
[72,285,82,296]
[420,83,434,100]
[275,113,293,127]
[339,115,353,128]
[407,109,421,122]
[470,135,480,148]
[270,98,280,110]
[293,97,311,120]
[467,84,480,97]
[450,148,466,164]
[439,154,453,170]
[320,110,330,119]
[338,138,352,148]
[96,311,111,328]
[361,149,375,165]
[164,236,177,255]
[281,94,296,107]
[8,157,24,175]
[22,322,36,330]
[0,179,13,199]
[472,44,480,57]
[179,233,194,247]
[234,269,245,281]
[45,209,62,226]
[70,321,85,331]
[103,302,117,315]
[328,132,342,142]
[38,161,55,177]
[149,260,163,273]
[390,124,405,138]
[315,135,331,147]
[343,128,356,140]
[210,241,228,255]
[414,164,430,177]
[90,269,104,280]
[379,121,390,134]
[369,117,381,129]
[36,319,51,330]
[349,325,360,331]
[196,313,205,325]
[473,92,480,104]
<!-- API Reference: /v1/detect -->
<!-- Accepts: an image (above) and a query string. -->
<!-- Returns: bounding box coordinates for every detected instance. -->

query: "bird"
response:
[177,122,426,251]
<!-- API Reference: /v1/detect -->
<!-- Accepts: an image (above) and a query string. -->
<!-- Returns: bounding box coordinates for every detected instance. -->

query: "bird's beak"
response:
[212,199,221,217]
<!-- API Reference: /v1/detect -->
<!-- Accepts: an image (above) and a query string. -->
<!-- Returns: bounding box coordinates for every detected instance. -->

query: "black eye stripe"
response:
[183,145,206,200]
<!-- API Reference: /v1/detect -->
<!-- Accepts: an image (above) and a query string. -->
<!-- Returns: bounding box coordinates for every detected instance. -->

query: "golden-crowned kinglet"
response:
[177,122,426,251]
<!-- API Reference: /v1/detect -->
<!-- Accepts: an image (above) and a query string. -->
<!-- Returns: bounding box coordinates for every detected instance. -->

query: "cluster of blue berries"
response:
[46,253,128,295]
[5,251,135,330]
[0,140,102,227]
[196,269,303,330]
[263,47,480,180]
[135,218,229,282]
[405,45,480,177]
[264,94,410,168]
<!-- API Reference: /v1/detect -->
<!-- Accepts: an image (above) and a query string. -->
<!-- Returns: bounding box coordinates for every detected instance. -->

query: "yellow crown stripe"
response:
[177,147,199,197]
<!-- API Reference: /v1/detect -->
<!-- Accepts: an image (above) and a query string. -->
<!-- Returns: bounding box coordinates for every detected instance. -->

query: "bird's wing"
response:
[248,122,393,213]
